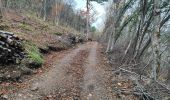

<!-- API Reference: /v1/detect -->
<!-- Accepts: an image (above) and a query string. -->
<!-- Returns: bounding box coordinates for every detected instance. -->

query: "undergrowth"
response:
[53,32,62,36]
[19,23,32,31]
[23,41,44,67]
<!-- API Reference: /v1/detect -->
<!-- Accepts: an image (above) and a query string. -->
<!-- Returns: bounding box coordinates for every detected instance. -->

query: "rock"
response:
[61,33,77,46]
[68,34,76,45]
[163,97,170,100]
[31,83,39,91]
[0,97,7,100]
[9,70,21,81]
[1,69,21,81]
[1,95,8,99]
[31,86,39,91]
[39,47,49,54]
[76,35,85,43]
[0,74,4,81]
[18,93,23,97]
[18,79,23,83]
[20,66,34,75]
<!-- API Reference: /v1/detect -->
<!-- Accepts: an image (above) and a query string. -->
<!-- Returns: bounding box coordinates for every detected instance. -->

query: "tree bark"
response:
[106,32,113,52]
[43,0,47,21]
[167,65,170,83]
[86,0,90,40]
[54,0,60,25]
[0,0,3,18]
[151,0,161,80]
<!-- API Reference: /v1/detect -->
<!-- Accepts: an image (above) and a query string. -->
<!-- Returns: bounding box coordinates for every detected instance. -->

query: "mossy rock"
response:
[23,41,44,68]
[53,32,62,36]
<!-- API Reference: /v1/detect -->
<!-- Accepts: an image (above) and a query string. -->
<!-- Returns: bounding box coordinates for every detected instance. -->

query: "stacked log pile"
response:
[0,30,25,65]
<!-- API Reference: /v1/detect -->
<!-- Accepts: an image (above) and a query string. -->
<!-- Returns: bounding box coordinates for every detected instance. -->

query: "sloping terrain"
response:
[0,10,84,97]
[0,10,81,50]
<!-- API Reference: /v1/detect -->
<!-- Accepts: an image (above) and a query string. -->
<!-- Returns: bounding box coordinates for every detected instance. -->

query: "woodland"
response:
[0,0,170,100]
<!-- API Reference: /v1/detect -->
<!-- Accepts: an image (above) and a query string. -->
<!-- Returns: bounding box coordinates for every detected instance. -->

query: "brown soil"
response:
[0,42,139,100]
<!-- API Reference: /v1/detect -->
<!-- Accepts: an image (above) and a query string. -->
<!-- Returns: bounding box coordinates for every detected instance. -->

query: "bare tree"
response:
[0,0,3,18]
[86,0,90,40]
[54,0,62,25]
[43,0,47,21]
[151,0,161,80]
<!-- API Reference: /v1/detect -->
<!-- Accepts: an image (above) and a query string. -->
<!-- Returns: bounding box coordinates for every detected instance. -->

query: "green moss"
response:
[53,32,62,36]
[15,32,24,35]
[0,24,9,30]
[24,41,44,67]
[19,23,32,31]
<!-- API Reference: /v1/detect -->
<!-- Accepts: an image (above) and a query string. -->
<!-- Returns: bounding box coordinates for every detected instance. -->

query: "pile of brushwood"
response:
[0,30,25,65]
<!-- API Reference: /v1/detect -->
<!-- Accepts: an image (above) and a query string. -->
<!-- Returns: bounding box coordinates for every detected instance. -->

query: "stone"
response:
[1,95,8,99]
[31,83,39,91]
[20,66,34,75]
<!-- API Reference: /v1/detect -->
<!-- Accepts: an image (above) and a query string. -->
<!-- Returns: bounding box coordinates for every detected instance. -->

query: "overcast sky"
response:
[74,0,109,30]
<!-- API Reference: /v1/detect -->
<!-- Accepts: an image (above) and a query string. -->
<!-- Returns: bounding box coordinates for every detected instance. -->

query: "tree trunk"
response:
[0,0,3,18]
[111,0,121,51]
[106,32,113,52]
[151,0,161,80]
[110,24,116,51]
[54,0,60,25]
[43,0,47,21]
[86,0,89,40]
[167,65,170,83]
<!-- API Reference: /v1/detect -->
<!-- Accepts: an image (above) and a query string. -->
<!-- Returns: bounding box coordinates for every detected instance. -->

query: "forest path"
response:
[7,42,113,100]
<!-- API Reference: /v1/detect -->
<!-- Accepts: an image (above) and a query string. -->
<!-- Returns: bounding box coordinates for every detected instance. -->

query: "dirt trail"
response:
[7,42,113,100]
[81,42,112,100]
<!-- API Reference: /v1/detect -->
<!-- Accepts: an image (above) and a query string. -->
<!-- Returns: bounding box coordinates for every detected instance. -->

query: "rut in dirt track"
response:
[81,42,112,100]
[7,42,113,100]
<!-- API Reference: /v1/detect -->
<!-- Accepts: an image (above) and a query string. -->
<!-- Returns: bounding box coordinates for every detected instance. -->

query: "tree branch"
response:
[160,14,170,28]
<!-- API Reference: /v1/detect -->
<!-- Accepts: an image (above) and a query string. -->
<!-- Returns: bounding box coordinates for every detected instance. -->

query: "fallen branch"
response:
[118,67,170,99]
